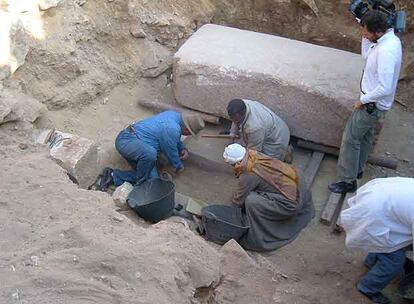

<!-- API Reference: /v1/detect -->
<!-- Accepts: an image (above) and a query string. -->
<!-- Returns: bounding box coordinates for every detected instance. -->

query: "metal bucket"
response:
[200,205,249,245]
[127,178,175,223]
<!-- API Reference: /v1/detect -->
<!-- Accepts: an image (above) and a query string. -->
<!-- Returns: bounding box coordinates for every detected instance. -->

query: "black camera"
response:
[349,0,406,32]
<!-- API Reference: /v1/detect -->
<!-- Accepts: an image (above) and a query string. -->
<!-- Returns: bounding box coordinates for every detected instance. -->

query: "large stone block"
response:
[173,24,363,147]
[48,131,99,189]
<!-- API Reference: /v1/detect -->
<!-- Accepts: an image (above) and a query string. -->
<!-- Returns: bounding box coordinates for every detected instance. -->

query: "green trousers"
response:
[337,107,386,183]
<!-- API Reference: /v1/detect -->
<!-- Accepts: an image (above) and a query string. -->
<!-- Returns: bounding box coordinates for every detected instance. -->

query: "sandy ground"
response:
[1,81,413,304]
[1,0,413,302]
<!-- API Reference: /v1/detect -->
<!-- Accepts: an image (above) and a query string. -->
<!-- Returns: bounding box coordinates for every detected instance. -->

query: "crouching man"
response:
[341,177,414,304]
[227,99,290,161]
[223,144,314,251]
[98,111,204,191]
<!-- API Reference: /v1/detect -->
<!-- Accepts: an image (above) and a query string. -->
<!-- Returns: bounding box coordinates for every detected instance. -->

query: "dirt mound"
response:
[0,128,279,303]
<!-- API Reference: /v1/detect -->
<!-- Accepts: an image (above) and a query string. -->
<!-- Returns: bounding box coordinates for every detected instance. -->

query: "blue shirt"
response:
[132,111,185,170]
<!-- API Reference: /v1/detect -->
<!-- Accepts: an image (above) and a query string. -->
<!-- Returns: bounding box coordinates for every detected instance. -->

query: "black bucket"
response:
[200,205,249,245]
[127,178,175,223]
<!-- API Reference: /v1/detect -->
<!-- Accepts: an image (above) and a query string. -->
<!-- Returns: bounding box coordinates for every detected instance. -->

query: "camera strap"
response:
[360,44,376,95]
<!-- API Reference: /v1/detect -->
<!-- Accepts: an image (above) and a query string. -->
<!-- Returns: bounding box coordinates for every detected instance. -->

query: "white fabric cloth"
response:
[359,29,402,111]
[341,177,414,257]
[223,144,246,164]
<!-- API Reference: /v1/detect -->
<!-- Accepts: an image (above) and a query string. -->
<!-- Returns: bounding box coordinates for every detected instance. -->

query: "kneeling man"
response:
[99,111,204,191]
[223,144,314,251]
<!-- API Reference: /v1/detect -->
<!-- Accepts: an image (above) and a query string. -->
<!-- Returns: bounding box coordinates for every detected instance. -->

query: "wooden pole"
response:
[297,139,398,170]
[138,99,221,125]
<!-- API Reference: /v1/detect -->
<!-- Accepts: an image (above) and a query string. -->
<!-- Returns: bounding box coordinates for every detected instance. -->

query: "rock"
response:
[141,41,172,78]
[0,89,47,124]
[18,143,28,150]
[74,0,88,6]
[220,239,256,273]
[130,24,146,38]
[173,24,363,147]
[38,0,63,10]
[112,182,134,208]
[49,131,100,189]
[112,215,124,223]
[0,16,29,80]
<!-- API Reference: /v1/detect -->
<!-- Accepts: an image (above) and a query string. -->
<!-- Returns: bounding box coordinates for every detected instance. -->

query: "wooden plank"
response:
[332,192,354,233]
[302,151,324,190]
[320,192,345,225]
[297,139,398,170]
[138,99,221,125]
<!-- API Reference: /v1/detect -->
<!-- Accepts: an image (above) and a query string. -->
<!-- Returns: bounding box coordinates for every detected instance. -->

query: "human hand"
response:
[354,100,364,109]
[180,149,189,161]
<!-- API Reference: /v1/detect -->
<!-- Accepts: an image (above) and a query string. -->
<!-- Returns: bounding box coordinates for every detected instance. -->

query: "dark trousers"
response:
[337,107,385,182]
[112,129,158,186]
[358,248,407,294]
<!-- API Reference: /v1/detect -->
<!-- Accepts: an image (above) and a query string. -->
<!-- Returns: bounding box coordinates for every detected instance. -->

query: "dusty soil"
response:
[1,0,414,303]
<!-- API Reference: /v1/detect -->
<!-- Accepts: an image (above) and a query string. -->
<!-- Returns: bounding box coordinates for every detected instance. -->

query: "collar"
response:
[240,99,250,126]
[376,29,394,44]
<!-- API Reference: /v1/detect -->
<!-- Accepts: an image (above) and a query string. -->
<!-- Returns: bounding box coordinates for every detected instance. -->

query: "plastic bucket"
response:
[200,205,249,245]
[127,178,175,223]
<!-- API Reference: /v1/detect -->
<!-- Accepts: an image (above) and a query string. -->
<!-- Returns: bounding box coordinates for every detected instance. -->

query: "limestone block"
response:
[0,88,47,124]
[38,0,62,10]
[173,24,364,147]
[112,182,134,209]
[49,131,99,189]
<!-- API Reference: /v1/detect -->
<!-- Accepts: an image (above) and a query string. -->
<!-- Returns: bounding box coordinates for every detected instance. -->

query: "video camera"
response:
[349,0,406,32]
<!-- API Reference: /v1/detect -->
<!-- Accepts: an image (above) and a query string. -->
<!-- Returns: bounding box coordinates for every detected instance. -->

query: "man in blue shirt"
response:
[98,111,204,191]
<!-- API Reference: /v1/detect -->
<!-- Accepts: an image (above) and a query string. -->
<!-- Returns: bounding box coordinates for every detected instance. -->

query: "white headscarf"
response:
[223,144,246,165]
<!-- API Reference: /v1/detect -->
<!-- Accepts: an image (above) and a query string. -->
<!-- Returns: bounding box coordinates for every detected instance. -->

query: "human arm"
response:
[160,128,183,171]
[231,173,260,207]
[245,128,265,152]
[361,37,374,59]
[360,50,397,104]
[229,122,239,143]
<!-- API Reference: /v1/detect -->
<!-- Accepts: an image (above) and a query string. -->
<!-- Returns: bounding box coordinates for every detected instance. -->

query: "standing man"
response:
[329,11,402,193]
[227,99,290,161]
[98,111,204,191]
[341,177,414,304]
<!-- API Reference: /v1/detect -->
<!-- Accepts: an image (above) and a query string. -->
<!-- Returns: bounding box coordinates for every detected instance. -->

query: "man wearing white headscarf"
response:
[222,144,314,251]
[341,177,414,304]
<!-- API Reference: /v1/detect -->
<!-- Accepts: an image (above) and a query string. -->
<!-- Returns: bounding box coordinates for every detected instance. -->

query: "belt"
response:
[126,124,137,133]
[364,102,376,114]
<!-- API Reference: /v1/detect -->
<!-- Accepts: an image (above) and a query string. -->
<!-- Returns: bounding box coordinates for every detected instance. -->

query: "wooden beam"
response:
[320,192,345,225]
[297,139,398,170]
[302,151,324,191]
[138,99,221,125]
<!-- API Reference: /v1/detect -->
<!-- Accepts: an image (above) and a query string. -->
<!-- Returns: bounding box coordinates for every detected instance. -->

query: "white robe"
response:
[341,177,414,257]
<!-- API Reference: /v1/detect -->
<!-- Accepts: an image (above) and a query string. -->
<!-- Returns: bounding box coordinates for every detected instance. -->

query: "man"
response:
[222,143,314,251]
[341,177,414,304]
[329,11,402,194]
[98,111,204,191]
[227,99,290,160]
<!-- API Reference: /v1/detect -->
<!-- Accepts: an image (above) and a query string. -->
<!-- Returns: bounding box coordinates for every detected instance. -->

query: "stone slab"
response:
[173,24,363,147]
[112,182,134,209]
[49,131,99,189]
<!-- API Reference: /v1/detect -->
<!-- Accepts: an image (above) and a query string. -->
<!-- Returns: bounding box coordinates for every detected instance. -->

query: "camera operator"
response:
[329,10,402,195]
